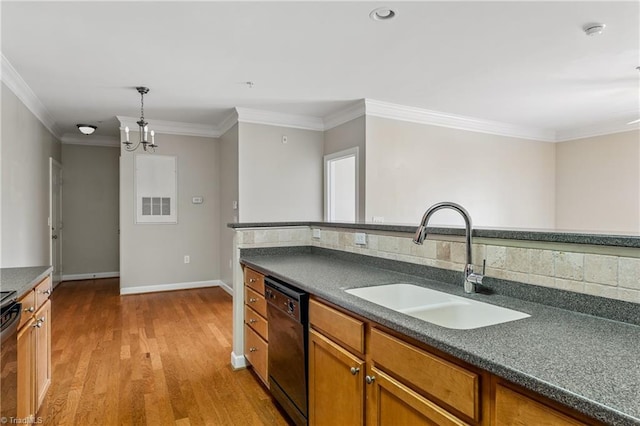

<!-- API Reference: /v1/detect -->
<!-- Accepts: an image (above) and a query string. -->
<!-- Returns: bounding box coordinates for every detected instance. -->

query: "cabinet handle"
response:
[38,317,46,323]
[365,375,376,384]
[249,347,257,352]
[350,367,360,375]
[248,298,257,303]
[249,278,257,283]
[249,318,257,324]
[40,289,51,295]
[24,306,35,313]
[33,320,43,328]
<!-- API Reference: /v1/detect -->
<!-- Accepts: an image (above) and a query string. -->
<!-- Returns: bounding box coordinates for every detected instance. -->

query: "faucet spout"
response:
[413,202,483,293]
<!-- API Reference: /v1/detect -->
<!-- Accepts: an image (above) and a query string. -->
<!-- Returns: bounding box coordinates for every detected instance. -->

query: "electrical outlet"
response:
[372,216,385,223]
[184,255,190,264]
[354,232,367,245]
[282,135,288,144]
[312,228,321,239]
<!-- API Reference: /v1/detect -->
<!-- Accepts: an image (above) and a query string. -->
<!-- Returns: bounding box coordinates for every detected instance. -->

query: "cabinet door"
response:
[308,329,364,426]
[493,383,585,426]
[367,367,469,426]
[17,321,35,422]
[35,300,52,409]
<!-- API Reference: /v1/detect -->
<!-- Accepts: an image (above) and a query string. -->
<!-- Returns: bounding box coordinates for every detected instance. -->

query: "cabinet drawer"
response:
[245,287,267,317]
[494,383,585,426]
[244,324,268,386]
[244,268,265,294]
[309,298,364,355]
[18,290,36,329]
[34,276,52,309]
[245,305,268,341]
[370,328,480,421]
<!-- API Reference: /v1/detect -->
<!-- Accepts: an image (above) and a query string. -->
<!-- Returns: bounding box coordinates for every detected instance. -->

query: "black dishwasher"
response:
[265,277,308,426]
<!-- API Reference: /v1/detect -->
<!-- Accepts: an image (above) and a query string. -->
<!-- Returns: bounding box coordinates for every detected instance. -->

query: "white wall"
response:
[556,130,640,234]
[1,83,61,267]
[120,132,220,291]
[238,122,324,222]
[324,116,366,221]
[61,144,119,275]
[365,116,556,228]
[219,123,239,289]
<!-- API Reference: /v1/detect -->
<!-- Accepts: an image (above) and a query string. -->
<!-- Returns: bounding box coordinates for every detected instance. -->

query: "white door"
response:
[324,148,359,222]
[50,159,63,286]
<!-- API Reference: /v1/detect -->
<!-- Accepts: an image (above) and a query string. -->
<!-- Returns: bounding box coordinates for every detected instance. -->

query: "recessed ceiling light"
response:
[369,7,396,21]
[583,23,606,36]
[76,124,97,135]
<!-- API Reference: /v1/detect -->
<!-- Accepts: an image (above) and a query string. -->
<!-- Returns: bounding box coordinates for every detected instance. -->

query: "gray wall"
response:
[61,144,120,275]
[120,132,220,290]
[1,83,61,267]
[219,124,239,289]
[323,116,366,221]
[238,122,324,222]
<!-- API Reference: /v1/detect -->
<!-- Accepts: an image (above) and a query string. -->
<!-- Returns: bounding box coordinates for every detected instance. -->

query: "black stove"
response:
[0,290,17,310]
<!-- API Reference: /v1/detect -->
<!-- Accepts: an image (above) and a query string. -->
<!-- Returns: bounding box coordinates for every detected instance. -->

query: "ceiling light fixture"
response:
[583,23,606,36]
[122,86,158,152]
[76,124,97,135]
[369,7,396,21]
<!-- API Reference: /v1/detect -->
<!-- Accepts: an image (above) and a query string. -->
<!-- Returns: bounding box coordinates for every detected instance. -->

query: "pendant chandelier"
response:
[122,86,158,152]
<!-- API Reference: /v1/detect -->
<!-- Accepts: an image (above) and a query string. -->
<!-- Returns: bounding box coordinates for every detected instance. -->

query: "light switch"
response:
[354,232,367,245]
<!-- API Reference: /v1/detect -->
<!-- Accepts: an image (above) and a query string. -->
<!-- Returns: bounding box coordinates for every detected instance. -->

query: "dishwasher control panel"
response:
[264,277,307,323]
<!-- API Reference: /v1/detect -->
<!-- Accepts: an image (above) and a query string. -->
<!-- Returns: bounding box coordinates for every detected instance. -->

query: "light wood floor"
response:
[38,279,290,425]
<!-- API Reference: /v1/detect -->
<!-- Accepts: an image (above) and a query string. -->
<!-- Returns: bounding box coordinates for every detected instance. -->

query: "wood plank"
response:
[36,278,289,426]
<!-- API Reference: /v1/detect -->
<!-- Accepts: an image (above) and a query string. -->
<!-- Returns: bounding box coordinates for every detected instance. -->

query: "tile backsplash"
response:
[235,226,640,304]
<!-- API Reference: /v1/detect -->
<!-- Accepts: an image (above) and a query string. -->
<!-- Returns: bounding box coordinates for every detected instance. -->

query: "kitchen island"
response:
[240,246,640,426]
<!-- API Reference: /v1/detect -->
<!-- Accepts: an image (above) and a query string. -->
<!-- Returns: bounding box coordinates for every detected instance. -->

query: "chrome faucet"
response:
[413,202,484,293]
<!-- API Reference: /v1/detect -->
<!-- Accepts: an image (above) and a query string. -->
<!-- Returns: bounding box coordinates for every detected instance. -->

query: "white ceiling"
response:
[2,1,639,142]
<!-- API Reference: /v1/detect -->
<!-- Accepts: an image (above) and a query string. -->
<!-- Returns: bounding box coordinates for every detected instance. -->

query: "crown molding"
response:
[116,116,220,138]
[1,53,61,138]
[61,133,120,147]
[323,101,366,130]
[236,107,324,131]
[219,109,239,135]
[555,121,640,142]
[363,99,556,142]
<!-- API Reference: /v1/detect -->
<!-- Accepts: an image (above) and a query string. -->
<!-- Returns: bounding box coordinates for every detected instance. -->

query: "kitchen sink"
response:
[345,283,530,330]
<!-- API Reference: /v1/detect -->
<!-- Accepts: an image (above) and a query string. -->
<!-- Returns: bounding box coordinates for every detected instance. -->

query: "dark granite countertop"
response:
[228,221,640,248]
[240,248,640,426]
[0,266,53,298]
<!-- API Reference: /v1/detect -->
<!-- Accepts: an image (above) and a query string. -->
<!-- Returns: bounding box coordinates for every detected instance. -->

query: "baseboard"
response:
[231,351,247,369]
[61,271,120,281]
[120,279,222,295]
[218,280,233,296]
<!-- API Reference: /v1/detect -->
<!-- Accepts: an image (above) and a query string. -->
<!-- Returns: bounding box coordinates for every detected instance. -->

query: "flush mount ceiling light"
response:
[369,7,396,21]
[122,86,158,153]
[583,22,606,36]
[76,124,97,135]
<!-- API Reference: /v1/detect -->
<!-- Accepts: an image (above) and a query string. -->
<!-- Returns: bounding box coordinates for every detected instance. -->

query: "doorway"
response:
[324,148,359,222]
[49,158,62,287]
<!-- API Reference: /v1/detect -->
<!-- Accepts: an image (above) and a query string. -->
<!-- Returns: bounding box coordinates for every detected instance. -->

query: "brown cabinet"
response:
[17,276,52,422]
[308,296,597,426]
[243,267,268,386]
[308,329,365,426]
[492,379,591,426]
